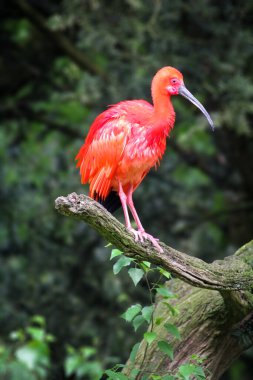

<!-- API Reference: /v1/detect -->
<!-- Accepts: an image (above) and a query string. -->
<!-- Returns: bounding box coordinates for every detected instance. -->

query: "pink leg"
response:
[118,182,147,244]
[126,186,163,253]
[126,188,145,232]
[118,182,132,229]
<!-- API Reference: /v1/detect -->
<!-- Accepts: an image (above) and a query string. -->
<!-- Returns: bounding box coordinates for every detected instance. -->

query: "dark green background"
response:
[1,0,253,379]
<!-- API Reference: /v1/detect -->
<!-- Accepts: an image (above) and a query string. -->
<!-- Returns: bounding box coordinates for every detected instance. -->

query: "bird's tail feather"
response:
[96,191,121,214]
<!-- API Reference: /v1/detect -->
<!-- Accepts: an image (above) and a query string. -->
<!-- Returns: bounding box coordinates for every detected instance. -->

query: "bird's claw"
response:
[128,228,163,253]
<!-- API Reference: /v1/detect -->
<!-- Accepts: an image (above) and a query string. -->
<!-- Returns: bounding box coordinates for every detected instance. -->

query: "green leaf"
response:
[178,364,195,379]
[129,342,140,362]
[157,341,174,360]
[132,315,146,331]
[64,355,81,376]
[159,268,171,279]
[190,365,206,380]
[121,304,142,322]
[164,323,181,340]
[26,327,44,341]
[178,363,207,380]
[15,346,38,370]
[144,331,157,345]
[142,305,154,323]
[30,315,45,327]
[155,317,165,326]
[76,361,103,378]
[110,249,123,260]
[105,369,129,380]
[190,354,204,364]
[140,261,151,272]
[128,268,144,286]
[162,302,179,316]
[162,376,175,380]
[113,256,133,274]
[131,368,140,378]
[110,364,125,372]
[156,287,175,298]
[80,346,96,359]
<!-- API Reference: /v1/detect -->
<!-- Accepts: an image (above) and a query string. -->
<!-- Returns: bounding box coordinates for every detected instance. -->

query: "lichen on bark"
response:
[55,193,253,379]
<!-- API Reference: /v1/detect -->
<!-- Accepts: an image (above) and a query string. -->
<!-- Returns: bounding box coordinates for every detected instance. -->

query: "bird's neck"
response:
[152,93,176,130]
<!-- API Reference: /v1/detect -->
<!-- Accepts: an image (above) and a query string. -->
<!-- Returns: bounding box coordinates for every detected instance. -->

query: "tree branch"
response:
[123,279,253,380]
[55,193,253,291]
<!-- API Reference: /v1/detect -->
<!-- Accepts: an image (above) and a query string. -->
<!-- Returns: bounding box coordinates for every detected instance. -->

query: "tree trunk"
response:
[124,278,253,379]
[55,193,253,379]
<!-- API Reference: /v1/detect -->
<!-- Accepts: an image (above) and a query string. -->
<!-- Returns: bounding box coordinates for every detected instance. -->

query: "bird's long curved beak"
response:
[178,85,215,131]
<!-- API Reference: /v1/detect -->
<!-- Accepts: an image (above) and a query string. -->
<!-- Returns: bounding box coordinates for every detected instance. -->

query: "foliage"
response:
[1,0,253,379]
[0,316,102,380]
[64,346,103,379]
[0,316,52,379]
[108,250,208,379]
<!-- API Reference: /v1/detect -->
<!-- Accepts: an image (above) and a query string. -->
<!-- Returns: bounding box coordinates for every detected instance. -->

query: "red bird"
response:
[76,67,214,252]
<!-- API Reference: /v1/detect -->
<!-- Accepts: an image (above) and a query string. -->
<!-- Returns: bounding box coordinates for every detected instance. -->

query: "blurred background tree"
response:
[0,0,252,379]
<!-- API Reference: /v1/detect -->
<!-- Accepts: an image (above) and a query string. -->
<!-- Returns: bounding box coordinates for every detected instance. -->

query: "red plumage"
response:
[76,99,173,200]
[76,67,214,252]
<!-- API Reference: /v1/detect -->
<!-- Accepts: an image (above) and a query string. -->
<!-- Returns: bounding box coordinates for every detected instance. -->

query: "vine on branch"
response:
[106,248,208,380]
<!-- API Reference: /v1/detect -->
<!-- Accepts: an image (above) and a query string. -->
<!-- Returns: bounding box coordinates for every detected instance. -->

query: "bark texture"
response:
[124,280,253,379]
[55,193,253,379]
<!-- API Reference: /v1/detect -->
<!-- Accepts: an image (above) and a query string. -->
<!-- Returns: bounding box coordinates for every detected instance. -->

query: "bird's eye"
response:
[171,78,178,85]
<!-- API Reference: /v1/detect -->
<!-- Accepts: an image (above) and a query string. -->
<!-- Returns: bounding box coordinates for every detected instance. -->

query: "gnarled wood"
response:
[55,193,253,291]
[55,193,253,379]
[123,279,253,379]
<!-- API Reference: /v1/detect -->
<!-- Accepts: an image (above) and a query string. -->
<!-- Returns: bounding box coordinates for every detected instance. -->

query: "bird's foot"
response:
[128,228,163,253]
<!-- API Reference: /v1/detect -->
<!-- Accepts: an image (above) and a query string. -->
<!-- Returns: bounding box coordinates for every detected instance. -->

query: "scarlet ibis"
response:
[76,67,214,252]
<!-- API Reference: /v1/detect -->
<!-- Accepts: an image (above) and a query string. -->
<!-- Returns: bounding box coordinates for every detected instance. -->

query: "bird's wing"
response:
[76,108,131,200]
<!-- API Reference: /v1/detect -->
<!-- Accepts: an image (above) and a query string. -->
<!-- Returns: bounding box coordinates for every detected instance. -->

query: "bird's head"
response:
[152,66,215,131]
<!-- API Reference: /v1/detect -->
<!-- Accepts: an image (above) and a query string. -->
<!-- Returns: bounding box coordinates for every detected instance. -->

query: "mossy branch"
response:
[55,193,253,291]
